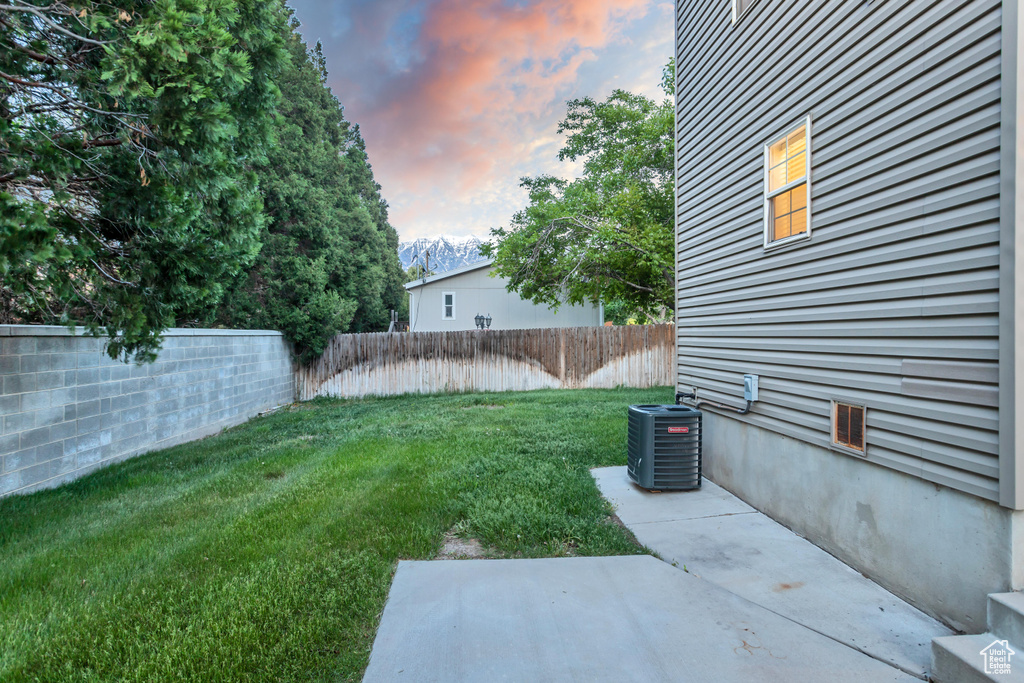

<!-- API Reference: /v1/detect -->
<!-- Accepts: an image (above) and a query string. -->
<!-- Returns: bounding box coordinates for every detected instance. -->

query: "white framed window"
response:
[764,116,812,249]
[733,0,757,23]
[831,400,866,456]
[442,292,455,320]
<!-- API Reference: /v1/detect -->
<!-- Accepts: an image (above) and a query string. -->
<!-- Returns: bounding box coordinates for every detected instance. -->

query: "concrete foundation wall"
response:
[0,326,295,498]
[701,412,1020,633]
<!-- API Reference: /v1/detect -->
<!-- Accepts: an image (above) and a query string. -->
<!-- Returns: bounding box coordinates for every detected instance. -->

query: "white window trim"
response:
[442,292,455,320]
[763,115,813,251]
[732,0,756,23]
[830,398,867,458]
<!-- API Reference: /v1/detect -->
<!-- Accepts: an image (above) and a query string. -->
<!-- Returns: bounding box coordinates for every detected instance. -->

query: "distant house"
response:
[405,260,602,332]
[674,0,1023,633]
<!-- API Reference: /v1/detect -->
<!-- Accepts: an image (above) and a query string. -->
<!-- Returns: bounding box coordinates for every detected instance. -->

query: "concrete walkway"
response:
[593,466,953,679]
[364,556,916,682]
[362,469,950,682]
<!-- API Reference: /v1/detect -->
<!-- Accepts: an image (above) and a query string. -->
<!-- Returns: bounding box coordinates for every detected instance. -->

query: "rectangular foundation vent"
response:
[834,401,865,453]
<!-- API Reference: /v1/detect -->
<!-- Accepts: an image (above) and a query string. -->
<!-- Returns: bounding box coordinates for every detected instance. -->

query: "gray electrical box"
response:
[744,374,759,402]
[627,405,702,491]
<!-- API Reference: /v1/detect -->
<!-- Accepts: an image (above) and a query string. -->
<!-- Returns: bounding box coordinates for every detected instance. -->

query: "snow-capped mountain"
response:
[398,235,487,273]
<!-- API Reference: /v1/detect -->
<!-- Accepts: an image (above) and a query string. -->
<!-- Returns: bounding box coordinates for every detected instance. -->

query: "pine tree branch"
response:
[0,3,112,46]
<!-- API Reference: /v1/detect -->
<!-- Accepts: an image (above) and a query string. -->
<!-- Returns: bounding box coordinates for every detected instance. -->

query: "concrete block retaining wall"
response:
[0,326,295,498]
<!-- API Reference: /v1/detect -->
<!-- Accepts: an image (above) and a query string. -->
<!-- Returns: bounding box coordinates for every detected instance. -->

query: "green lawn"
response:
[0,387,669,682]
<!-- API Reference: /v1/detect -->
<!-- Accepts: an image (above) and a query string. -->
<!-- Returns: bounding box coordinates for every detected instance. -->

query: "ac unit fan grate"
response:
[627,404,702,490]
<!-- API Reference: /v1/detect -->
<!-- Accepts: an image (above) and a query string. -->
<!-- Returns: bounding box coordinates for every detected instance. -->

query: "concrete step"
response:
[932,633,1024,683]
[991,593,1024,646]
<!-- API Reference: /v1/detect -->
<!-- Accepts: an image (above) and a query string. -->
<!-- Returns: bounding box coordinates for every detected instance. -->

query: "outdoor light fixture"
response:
[474,313,485,329]
[485,314,492,329]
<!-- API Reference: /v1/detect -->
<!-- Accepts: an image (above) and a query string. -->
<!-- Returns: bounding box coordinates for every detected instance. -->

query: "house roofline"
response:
[404,259,495,290]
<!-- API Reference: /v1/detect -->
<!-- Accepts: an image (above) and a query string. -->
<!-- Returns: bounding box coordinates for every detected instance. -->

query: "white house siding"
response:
[676,0,1003,502]
[407,265,602,332]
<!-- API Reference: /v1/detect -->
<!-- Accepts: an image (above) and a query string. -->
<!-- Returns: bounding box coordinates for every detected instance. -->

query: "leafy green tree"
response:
[484,60,676,320]
[213,25,404,361]
[602,299,636,326]
[0,0,288,361]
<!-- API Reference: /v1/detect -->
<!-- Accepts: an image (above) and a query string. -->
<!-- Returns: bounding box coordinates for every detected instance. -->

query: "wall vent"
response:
[834,401,865,453]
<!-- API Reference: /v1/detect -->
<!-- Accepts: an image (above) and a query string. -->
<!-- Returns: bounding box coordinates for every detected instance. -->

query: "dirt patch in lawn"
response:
[435,530,491,560]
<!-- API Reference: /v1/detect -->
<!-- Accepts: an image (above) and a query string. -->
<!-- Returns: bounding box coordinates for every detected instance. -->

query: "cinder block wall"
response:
[0,326,295,497]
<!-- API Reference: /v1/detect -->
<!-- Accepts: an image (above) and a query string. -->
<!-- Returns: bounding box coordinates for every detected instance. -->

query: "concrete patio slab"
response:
[593,466,953,680]
[596,469,756,525]
[363,555,916,683]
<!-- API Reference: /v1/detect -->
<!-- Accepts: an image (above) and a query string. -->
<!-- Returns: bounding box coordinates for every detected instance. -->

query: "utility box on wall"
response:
[744,374,759,402]
[627,404,702,491]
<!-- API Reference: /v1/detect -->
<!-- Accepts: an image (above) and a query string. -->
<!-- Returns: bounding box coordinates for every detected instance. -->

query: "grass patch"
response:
[0,387,670,681]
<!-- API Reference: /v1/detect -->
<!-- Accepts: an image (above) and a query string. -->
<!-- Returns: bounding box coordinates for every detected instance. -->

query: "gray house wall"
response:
[675,0,1017,631]
[0,327,295,498]
[407,262,602,332]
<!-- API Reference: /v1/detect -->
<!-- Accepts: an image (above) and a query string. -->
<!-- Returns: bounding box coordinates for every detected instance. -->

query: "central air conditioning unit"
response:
[627,405,702,491]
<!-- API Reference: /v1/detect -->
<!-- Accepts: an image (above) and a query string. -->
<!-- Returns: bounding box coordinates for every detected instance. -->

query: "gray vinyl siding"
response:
[406,264,602,332]
[675,0,1003,500]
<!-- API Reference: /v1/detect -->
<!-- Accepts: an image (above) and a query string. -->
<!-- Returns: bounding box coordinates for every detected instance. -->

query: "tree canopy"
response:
[483,60,676,321]
[211,26,405,362]
[0,0,289,361]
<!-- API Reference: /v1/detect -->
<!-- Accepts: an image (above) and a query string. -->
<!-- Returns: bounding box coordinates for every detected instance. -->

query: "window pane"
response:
[769,139,787,167]
[445,306,453,318]
[787,125,806,156]
[774,191,791,215]
[773,215,791,241]
[791,183,807,210]
[790,208,807,236]
[769,165,787,192]
[787,151,806,182]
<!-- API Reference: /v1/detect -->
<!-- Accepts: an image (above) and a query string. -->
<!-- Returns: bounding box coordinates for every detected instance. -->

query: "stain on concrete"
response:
[773,581,806,592]
[856,502,878,534]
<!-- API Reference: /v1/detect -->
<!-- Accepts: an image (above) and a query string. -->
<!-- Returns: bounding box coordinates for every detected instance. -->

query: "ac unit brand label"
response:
[667,427,689,434]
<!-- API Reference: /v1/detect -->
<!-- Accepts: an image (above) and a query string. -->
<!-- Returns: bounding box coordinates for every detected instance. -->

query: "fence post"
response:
[559,330,566,384]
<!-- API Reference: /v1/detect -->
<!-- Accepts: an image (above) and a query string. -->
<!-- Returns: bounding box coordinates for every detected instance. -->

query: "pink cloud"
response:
[291,0,669,239]
[383,0,650,189]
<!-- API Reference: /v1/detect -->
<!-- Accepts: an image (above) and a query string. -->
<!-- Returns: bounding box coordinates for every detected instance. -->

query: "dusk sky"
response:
[287,0,674,243]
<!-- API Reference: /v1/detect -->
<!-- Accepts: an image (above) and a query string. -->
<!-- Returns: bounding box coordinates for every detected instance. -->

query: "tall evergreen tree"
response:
[0,0,289,361]
[341,123,406,332]
[214,21,404,361]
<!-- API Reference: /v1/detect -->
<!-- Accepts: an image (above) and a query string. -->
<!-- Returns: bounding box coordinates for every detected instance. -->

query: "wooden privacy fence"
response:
[296,324,674,400]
